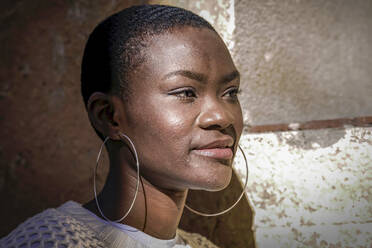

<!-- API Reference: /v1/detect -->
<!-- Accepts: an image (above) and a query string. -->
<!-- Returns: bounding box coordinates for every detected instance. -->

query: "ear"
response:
[87,92,124,140]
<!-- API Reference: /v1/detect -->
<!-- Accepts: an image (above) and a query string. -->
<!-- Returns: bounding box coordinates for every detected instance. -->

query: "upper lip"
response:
[194,138,234,150]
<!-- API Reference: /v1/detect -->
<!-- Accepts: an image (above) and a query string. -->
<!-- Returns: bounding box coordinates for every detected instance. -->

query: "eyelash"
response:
[168,87,241,101]
[169,88,197,100]
[223,87,241,100]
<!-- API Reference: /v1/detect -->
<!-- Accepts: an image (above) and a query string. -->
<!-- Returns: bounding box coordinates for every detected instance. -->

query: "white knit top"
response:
[0,201,219,248]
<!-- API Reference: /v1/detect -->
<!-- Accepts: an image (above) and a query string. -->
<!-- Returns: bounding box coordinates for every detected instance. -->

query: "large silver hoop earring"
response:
[184,145,249,217]
[93,133,140,223]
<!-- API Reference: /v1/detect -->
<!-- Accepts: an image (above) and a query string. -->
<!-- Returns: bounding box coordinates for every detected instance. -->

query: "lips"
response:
[192,138,234,160]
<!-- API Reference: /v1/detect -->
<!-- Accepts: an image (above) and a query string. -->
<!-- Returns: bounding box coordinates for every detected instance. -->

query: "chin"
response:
[193,166,233,192]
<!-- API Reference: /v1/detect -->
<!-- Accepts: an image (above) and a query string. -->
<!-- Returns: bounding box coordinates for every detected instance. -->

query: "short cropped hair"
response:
[81,4,216,108]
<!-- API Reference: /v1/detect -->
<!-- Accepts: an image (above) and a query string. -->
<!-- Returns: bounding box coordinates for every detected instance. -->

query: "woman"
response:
[1,4,245,248]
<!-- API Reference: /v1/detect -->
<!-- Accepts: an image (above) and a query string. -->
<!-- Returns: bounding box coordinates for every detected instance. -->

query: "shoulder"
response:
[0,205,105,248]
[177,229,220,248]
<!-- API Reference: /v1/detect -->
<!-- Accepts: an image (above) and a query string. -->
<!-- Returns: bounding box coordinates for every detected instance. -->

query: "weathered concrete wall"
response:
[150,0,235,50]
[234,0,372,125]
[236,127,372,247]
[232,1,372,247]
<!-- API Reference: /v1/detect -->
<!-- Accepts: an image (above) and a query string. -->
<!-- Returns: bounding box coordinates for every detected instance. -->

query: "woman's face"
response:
[121,27,243,191]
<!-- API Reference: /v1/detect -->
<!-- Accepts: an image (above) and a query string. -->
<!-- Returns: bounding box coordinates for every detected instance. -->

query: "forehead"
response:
[136,27,236,79]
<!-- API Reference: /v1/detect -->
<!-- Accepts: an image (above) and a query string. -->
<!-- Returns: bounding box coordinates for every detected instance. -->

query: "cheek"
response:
[148,106,193,140]
[127,99,196,165]
[128,103,200,189]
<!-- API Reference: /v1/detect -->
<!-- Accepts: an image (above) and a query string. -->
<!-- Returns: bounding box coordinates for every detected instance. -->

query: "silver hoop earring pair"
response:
[93,134,249,221]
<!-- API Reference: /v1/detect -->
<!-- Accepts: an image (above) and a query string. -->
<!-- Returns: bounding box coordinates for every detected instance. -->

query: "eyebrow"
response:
[219,70,240,84]
[163,69,240,84]
[163,70,208,83]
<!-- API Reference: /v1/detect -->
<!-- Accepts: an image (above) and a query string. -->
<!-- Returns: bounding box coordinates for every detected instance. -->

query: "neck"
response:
[84,145,188,240]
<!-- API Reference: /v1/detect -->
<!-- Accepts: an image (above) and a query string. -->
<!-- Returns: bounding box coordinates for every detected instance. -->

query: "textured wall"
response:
[232,1,372,247]
[235,127,372,247]
[0,0,146,237]
[150,0,235,50]
[234,0,372,125]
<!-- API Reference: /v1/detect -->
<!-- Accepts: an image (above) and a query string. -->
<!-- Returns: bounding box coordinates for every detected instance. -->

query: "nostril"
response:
[203,124,223,130]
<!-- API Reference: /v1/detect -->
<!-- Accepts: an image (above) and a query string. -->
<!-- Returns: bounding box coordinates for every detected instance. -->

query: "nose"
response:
[197,98,235,130]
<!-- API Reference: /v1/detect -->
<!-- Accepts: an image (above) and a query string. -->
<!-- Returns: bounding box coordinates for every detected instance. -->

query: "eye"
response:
[223,87,241,101]
[168,88,197,101]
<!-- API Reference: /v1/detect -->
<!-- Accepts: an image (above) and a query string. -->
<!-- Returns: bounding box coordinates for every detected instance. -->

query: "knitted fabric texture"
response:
[0,202,220,248]
[0,208,105,248]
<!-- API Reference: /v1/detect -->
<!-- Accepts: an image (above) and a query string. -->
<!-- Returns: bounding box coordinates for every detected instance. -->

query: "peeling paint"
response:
[255,223,371,248]
[234,127,372,247]
[275,128,347,150]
